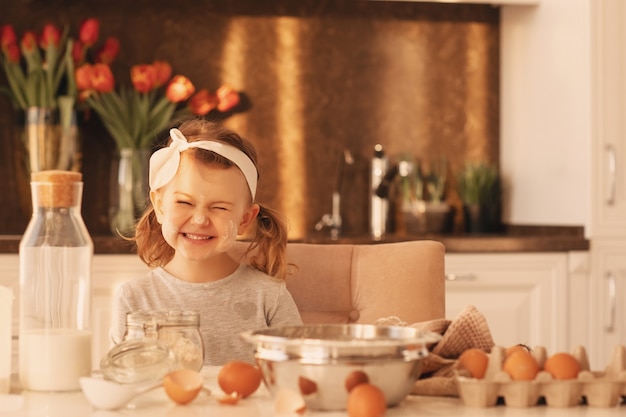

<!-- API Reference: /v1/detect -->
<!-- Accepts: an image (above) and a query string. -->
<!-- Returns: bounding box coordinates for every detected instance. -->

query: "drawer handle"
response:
[606,144,616,206]
[605,271,616,333]
[445,273,476,281]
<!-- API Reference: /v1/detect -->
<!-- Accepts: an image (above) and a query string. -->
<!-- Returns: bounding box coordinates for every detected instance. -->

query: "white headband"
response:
[149,128,258,198]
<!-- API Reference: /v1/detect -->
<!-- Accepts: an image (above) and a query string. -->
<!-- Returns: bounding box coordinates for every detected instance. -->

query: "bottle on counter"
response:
[18,170,93,391]
[370,144,388,240]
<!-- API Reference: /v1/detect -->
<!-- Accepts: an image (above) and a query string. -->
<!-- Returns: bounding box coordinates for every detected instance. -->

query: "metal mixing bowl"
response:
[240,324,441,411]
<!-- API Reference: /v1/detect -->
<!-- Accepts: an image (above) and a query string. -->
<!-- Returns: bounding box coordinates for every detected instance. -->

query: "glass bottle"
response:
[19,170,93,391]
[370,144,388,240]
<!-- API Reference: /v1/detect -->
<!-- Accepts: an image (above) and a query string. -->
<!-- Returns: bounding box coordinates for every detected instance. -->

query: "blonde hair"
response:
[133,118,289,279]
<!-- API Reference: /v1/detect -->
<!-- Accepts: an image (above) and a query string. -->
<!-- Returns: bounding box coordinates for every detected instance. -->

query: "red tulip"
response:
[1,25,17,50]
[39,24,61,49]
[75,64,93,91]
[72,41,84,65]
[131,64,158,93]
[96,37,120,64]
[188,89,218,116]
[79,18,100,47]
[5,43,20,63]
[165,75,195,103]
[90,63,115,93]
[153,61,172,88]
[20,31,38,55]
[216,84,240,112]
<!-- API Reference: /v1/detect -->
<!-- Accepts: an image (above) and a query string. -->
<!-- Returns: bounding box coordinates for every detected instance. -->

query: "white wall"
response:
[500,0,591,231]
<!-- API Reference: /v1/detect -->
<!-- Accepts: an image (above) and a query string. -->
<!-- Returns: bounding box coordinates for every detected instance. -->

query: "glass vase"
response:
[15,107,81,217]
[23,107,81,172]
[109,148,150,237]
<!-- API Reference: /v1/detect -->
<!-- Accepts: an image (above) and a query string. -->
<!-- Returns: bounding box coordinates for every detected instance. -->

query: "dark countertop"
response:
[0,225,589,254]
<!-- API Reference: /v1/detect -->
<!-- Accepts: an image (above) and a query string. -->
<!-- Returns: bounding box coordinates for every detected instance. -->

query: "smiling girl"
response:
[110,119,302,365]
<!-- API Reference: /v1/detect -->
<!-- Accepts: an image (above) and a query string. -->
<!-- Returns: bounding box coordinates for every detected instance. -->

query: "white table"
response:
[0,368,624,416]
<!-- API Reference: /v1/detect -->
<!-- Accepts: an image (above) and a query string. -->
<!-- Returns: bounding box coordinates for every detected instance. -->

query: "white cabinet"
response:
[590,0,626,238]
[588,0,626,370]
[445,252,589,358]
[589,240,626,370]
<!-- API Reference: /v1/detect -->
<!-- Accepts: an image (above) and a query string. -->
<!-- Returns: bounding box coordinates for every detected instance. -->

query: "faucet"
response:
[315,148,354,240]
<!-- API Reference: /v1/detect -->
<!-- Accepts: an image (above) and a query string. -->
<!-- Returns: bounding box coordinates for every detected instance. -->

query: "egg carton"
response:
[456,344,626,408]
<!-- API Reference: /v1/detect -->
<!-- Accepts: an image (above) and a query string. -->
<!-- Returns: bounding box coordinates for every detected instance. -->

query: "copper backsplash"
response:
[0,0,499,237]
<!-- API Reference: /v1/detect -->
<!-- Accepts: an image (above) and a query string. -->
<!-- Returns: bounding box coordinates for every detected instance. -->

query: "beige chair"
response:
[230,240,445,325]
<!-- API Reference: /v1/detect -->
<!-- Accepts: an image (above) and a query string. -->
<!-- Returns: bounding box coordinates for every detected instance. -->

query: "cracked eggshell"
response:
[274,388,306,415]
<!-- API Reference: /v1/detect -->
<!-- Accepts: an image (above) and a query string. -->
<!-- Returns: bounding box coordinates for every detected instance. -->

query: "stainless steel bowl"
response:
[240,324,441,411]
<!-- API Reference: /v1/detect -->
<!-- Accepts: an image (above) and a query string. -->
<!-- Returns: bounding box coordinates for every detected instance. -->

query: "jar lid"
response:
[100,339,177,385]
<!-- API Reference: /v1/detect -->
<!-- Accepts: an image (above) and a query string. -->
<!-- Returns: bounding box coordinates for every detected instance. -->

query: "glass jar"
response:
[124,310,203,371]
[18,170,93,391]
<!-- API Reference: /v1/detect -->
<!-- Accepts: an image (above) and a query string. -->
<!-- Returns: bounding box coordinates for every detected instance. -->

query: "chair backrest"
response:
[229,240,445,325]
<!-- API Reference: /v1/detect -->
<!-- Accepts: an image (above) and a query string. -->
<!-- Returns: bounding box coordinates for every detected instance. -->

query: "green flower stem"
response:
[64,40,76,98]
[2,62,28,108]
[57,96,77,170]
[87,95,134,149]
[44,47,58,107]
[58,95,75,128]
[87,88,177,150]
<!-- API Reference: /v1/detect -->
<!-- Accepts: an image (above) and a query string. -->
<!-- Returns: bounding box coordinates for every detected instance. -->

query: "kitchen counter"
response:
[1,391,623,417]
[0,226,589,254]
[1,367,623,417]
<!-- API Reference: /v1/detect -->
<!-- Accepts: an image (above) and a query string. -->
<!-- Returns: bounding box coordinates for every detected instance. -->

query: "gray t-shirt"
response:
[110,263,303,365]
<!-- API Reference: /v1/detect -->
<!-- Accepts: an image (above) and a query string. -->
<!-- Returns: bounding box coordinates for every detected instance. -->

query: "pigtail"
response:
[246,204,289,279]
[133,207,175,267]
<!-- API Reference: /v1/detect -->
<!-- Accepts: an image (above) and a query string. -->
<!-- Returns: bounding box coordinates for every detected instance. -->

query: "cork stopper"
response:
[31,170,83,208]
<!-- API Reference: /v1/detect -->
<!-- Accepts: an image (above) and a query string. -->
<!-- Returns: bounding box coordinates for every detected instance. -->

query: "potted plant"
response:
[457,161,502,233]
[401,156,454,234]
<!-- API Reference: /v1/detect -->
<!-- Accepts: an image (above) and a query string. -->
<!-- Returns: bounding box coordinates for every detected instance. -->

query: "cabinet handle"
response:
[445,273,476,281]
[605,271,616,333]
[606,144,616,206]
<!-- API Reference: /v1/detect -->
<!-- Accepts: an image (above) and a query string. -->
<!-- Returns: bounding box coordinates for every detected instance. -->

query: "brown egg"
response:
[298,376,318,395]
[345,370,369,392]
[505,344,531,357]
[218,361,262,398]
[458,348,489,379]
[346,383,386,417]
[503,350,539,380]
[543,352,581,380]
